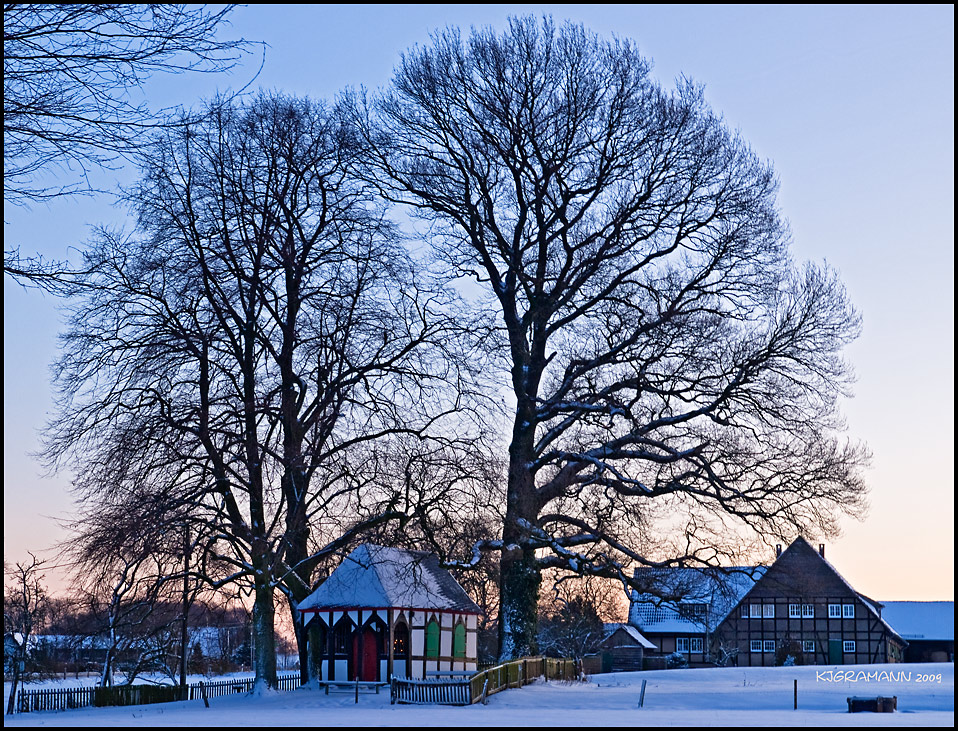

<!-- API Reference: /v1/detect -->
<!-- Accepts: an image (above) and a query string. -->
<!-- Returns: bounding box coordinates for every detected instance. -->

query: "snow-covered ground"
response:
[4,662,953,727]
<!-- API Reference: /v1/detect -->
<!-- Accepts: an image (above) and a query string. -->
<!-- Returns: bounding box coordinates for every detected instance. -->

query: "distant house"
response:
[629,565,764,667]
[629,537,908,667]
[878,601,954,663]
[299,544,483,681]
[713,537,906,666]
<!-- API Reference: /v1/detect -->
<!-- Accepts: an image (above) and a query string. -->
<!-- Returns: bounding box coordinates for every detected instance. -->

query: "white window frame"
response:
[690,637,703,654]
[843,640,856,653]
[763,603,775,618]
[750,604,762,618]
[802,604,814,618]
[741,605,749,619]
[750,640,763,653]
[676,637,690,654]
[788,604,801,618]
[802,640,815,653]
[828,604,842,618]
[763,640,775,653]
[842,604,855,618]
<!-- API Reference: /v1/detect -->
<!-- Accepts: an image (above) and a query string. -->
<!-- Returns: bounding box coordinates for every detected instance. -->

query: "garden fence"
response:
[14,673,303,713]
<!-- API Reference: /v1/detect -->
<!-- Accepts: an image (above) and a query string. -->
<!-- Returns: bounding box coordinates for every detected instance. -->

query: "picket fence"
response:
[14,673,302,713]
[390,656,579,706]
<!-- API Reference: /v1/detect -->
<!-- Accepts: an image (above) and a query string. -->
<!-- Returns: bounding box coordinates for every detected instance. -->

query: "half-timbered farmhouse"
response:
[298,544,482,681]
[629,565,765,667]
[630,537,908,667]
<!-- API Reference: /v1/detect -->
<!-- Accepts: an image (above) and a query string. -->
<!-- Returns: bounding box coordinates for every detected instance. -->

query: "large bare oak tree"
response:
[358,17,869,659]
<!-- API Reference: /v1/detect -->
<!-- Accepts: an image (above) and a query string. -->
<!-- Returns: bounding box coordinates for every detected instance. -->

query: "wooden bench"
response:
[321,680,385,694]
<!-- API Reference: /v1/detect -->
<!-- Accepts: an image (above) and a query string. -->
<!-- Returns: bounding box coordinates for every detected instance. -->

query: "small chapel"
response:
[298,544,483,681]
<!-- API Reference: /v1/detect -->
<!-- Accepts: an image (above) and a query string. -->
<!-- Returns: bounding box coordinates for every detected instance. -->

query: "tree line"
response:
[7,12,868,691]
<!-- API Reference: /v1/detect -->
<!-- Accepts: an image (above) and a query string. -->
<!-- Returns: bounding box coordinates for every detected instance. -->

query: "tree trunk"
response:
[498,414,542,660]
[251,558,278,689]
[6,659,20,714]
[308,622,324,681]
[498,546,542,660]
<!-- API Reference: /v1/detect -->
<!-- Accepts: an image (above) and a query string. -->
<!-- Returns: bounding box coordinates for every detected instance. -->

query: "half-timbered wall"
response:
[712,539,905,667]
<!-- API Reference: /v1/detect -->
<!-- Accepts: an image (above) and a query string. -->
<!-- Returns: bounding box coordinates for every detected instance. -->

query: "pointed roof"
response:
[740,536,906,644]
[629,566,765,633]
[299,544,482,614]
[603,623,657,650]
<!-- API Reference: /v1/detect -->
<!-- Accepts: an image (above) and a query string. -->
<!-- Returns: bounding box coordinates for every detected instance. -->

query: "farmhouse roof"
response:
[298,544,482,615]
[879,601,954,641]
[629,566,765,634]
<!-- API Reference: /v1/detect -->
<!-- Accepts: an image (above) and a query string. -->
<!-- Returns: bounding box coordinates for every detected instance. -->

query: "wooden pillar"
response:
[327,612,335,680]
[387,610,395,680]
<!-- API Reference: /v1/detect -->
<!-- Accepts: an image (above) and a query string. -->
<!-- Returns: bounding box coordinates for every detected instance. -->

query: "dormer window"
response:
[678,603,707,619]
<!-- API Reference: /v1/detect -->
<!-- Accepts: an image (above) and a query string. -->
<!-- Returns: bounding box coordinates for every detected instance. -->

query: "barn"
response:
[298,544,483,681]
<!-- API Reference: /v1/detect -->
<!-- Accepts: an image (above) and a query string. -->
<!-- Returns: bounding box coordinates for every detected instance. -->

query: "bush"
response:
[666,652,688,669]
[774,640,804,666]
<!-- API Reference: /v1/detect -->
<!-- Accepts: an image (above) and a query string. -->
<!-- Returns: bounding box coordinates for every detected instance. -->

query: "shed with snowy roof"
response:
[298,544,482,681]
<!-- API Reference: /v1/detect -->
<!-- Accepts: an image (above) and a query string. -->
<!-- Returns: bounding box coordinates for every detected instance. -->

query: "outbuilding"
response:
[298,544,482,681]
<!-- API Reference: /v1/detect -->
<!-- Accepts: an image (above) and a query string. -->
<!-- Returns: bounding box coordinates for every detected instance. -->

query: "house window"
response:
[843,640,856,653]
[453,623,466,659]
[802,640,815,653]
[741,605,749,619]
[763,604,775,618]
[749,604,762,618]
[690,637,703,653]
[679,603,707,619]
[828,604,842,618]
[425,619,440,659]
[789,604,801,619]
[763,640,775,653]
[750,640,763,653]
[842,604,855,618]
[802,604,814,618]
[676,638,690,654]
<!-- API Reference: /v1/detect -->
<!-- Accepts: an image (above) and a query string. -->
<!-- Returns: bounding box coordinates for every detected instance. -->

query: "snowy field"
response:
[4,662,953,727]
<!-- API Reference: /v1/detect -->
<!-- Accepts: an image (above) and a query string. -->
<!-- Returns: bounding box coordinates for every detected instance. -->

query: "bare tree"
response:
[4,554,49,714]
[43,92,467,687]
[358,16,869,659]
[3,3,256,288]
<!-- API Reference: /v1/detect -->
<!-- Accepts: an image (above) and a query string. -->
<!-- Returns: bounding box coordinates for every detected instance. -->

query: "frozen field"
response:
[4,662,953,727]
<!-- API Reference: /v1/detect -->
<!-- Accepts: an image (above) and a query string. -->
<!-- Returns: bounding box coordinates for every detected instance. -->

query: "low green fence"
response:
[391,656,579,706]
[469,657,578,704]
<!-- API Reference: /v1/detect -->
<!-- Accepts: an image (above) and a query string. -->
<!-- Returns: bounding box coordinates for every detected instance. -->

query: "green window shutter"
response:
[426,619,440,658]
[453,623,466,658]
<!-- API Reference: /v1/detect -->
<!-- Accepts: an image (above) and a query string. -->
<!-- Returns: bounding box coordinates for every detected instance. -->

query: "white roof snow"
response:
[604,623,657,649]
[298,544,481,614]
[879,601,954,641]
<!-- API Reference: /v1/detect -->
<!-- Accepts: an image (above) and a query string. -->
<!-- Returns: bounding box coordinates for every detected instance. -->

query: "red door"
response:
[352,627,379,681]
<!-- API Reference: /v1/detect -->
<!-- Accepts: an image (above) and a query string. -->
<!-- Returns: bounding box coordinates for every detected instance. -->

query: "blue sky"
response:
[4,5,953,600]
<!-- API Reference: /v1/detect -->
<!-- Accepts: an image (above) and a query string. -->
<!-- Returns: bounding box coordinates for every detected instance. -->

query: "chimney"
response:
[819,544,825,558]
[775,544,782,558]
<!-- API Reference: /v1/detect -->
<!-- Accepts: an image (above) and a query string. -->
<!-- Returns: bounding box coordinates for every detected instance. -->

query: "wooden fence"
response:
[14,673,302,713]
[391,657,580,706]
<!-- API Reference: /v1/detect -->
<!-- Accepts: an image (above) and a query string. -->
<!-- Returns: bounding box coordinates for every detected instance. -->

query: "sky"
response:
[3,5,954,602]
[3,663,954,726]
